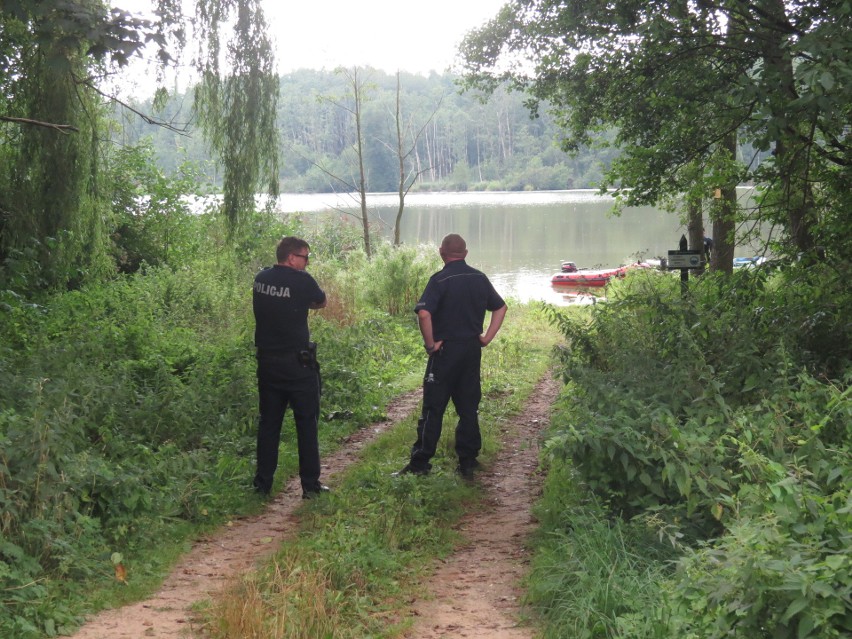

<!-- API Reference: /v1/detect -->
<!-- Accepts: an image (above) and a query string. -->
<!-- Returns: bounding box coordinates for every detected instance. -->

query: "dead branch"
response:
[75,74,192,136]
[0,116,79,133]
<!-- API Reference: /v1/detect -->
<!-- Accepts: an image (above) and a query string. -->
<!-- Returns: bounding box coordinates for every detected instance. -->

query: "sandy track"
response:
[403,373,560,639]
[68,373,560,639]
[68,390,423,639]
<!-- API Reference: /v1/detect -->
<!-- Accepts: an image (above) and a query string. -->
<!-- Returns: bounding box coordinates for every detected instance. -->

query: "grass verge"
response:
[203,303,561,638]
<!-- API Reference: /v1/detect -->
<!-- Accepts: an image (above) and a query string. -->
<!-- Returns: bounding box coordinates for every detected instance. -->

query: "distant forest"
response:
[116,68,620,194]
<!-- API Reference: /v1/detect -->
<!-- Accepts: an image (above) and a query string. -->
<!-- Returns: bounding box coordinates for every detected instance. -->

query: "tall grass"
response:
[526,462,675,639]
[204,304,561,638]
[211,549,360,639]
[0,212,450,638]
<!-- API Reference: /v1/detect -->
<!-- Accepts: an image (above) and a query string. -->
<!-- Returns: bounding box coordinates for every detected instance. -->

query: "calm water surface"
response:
[275,190,757,306]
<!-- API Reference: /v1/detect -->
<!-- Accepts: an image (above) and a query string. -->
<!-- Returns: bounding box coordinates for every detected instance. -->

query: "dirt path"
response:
[68,390,422,639]
[68,374,560,639]
[403,373,560,639]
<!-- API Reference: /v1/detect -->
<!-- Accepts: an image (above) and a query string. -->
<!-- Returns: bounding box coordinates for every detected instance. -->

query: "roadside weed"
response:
[204,304,560,638]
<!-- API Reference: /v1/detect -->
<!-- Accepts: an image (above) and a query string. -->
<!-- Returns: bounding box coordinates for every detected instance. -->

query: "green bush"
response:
[355,242,439,316]
[312,313,421,424]
[0,215,437,636]
[661,507,851,639]
[107,143,209,274]
[533,260,851,638]
[545,266,850,528]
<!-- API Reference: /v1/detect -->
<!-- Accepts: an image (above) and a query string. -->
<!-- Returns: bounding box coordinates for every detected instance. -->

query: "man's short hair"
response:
[276,236,309,263]
[440,234,467,258]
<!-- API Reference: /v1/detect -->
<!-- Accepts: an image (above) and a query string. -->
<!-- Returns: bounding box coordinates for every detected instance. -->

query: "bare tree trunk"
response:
[352,69,370,258]
[394,73,405,246]
[712,133,738,275]
[426,122,435,181]
[413,134,423,184]
[761,0,815,255]
[505,109,513,158]
[686,191,705,275]
[389,72,443,246]
[498,109,508,161]
[309,66,381,256]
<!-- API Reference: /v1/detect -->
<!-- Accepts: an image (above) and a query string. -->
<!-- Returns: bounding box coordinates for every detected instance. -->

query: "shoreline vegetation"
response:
[2,209,849,638]
[0,210,554,636]
[125,69,774,198]
[125,70,618,195]
[3,3,849,636]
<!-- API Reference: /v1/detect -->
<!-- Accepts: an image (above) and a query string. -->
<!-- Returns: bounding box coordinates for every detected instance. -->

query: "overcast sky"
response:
[267,0,506,74]
[122,0,506,77]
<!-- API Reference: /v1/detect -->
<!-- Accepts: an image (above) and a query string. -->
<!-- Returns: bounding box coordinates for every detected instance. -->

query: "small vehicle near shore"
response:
[551,261,650,287]
[733,256,767,268]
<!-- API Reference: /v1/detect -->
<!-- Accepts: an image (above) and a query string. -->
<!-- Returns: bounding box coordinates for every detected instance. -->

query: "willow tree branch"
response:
[74,74,192,136]
[0,116,79,133]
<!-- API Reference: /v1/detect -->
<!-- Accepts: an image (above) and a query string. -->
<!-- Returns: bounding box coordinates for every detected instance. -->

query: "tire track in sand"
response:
[69,390,423,639]
[403,373,560,639]
[70,373,560,639]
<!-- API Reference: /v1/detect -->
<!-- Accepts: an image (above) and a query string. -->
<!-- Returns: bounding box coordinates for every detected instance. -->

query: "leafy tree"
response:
[0,0,279,290]
[458,0,852,264]
[192,0,279,226]
[0,1,149,288]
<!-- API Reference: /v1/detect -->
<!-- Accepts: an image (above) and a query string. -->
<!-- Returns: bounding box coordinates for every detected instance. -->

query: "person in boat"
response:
[396,233,507,480]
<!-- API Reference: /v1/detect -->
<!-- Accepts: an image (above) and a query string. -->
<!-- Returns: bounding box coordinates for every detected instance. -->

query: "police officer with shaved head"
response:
[253,236,329,499]
[397,233,508,479]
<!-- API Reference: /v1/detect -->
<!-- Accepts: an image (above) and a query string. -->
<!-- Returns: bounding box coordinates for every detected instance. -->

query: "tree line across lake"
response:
[119,68,627,194]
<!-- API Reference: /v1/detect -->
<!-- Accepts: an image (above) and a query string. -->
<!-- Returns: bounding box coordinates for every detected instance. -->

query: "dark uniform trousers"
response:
[411,337,482,469]
[255,352,321,493]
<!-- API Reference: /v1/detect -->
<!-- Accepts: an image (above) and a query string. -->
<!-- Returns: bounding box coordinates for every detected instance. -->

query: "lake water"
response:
[273,190,759,306]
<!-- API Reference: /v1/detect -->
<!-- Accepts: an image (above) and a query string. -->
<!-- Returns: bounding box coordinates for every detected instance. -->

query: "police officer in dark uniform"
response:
[703,227,714,263]
[253,236,329,499]
[397,233,508,479]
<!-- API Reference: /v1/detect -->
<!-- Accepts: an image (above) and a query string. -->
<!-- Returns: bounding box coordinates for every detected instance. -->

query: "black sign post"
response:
[667,235,702,295]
